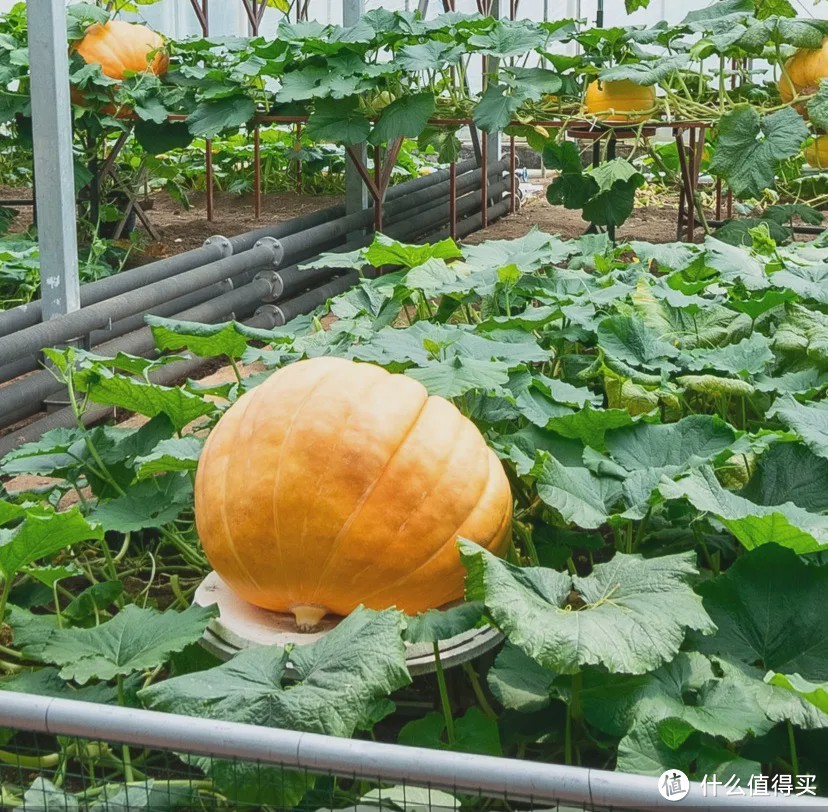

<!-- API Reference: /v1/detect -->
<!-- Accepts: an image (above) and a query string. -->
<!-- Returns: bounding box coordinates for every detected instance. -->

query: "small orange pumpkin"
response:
[778,40,828,104]
[194,357,513,629]
[74,20,169,80]
[805,135,828,168]
[584,79,656,124]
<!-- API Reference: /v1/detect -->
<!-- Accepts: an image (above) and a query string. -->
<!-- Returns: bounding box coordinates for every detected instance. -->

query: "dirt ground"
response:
[465,189,683,244]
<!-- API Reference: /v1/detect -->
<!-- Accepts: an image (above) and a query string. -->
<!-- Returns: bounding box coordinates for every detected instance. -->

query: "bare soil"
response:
[464,187,685,245]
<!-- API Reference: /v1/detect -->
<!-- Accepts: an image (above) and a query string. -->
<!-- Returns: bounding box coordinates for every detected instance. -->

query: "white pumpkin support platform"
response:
[194,571,503,675]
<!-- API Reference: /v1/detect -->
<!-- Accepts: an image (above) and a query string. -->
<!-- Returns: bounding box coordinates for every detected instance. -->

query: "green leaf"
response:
[76,369,216,432]
[605,415,737,472]
[487,642,555,712]
[660,466,828,552]
[404,602,484,644]
[599,56,687,86]
[768,395,828,460]
[546,404,636,451]
[581,651,772,741]
[406,357,510,398]
[767,673,828,715]
[684,333,775,377]
[461,542,714,675]
[25,604,215,684]
[532,454,623,528]
[399,707,501,756]
[625,0,650,10]
[92,473,193,533]
[306,97,371,146]
[369,92,435,146]
[366,234,461,269]
[186,97,255,139]
[582,160,646,229]
[63,581,124,624]
[0,506,102,583]
[709,105,808,199]
[141,608,409,744]
[597,314,681,372]
[468,21,546,57]
[133,120,194,155]
[148,315,286,359]
[473,83,529,133]
[133,436,204,479]
[696,544,828,679]
[807,79,828,131]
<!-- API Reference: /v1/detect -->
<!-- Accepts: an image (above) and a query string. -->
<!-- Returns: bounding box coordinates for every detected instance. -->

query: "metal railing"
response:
[0,692,824,811]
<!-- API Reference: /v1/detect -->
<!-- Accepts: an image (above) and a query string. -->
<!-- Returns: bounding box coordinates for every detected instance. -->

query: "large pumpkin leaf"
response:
[660,466,828,553]
[461,541,714,675]
[597,315,682,372]
[709,105,808,199]
[20,604,215,684]
[581,651,772,741]
[768,395,828,460]
[532,454,623,529]
[487,642,555,712]
[0,506,102,584]
[695,544,828,680]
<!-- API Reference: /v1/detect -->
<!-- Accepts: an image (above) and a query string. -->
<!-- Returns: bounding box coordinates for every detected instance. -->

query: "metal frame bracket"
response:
[254,237,286,268]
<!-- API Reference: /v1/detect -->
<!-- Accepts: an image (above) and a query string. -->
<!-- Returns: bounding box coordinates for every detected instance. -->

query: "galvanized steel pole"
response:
[27,0,80,321]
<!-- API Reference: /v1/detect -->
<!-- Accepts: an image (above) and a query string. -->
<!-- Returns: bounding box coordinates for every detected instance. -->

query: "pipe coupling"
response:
[252,270,284,302]
[254,237,285,268]
[203,235,233,257]
[254,304,286,328]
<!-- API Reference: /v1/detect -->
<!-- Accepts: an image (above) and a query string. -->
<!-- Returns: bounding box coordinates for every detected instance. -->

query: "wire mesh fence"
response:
[0,732,587,812]
[0,693,825,812]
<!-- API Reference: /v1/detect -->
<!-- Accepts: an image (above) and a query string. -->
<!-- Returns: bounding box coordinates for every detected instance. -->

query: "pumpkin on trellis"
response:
[70,20,168,116]
[583,79,657,124]
[193,357,513,630]
[778,40,828,107]
[74,20,169,80]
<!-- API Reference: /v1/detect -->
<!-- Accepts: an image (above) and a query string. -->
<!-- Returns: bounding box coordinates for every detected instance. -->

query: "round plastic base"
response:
[194,571,502,676]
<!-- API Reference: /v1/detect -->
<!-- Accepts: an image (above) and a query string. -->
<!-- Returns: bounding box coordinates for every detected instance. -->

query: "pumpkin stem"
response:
[290,604,328,631]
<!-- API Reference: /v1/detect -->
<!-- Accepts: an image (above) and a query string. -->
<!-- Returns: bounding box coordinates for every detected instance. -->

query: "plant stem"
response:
[462,662,498,720]
[433,643,456,746]
[116,676,135,783]
[788,721,800,779]
[0,578,12,622]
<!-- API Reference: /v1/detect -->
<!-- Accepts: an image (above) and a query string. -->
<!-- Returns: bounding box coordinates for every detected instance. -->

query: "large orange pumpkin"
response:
[74,20,169,80]
[194,357,513,629]
[778,40,828,104]
[584,79,656,124]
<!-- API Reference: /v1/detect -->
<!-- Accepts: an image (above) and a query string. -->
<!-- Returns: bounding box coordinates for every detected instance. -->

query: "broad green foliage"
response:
[7,226,828,801]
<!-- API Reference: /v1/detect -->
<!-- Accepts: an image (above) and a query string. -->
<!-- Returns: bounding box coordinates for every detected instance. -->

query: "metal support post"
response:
[27,0,80,321]
[343,0,368,226]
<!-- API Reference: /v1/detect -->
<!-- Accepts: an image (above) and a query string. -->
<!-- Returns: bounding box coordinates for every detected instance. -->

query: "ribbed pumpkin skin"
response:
[75,21,169,80]
[194,357,513,624]
[806,135,828,168]
[584,79,656,123]
[778,40,828,104]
